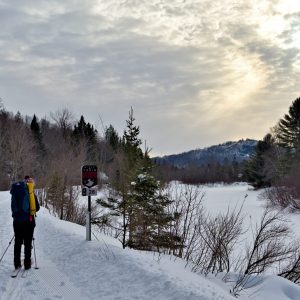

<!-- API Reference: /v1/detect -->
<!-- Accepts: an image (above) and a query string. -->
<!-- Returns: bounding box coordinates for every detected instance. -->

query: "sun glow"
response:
[217,51,268,112]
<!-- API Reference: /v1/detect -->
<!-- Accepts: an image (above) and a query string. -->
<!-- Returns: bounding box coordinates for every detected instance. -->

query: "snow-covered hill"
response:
[154,139,257,167]
[1,184,300,300]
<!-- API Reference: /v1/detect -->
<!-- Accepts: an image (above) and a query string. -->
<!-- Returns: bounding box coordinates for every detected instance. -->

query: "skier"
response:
[11,176,39,270]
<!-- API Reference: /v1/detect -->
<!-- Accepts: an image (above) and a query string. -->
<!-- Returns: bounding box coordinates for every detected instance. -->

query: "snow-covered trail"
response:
[0,191,234,300]
[0,192,85,300]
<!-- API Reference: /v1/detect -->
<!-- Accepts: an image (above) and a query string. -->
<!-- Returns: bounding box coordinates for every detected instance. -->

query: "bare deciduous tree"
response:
[165,183,205,258]
[190,200,245,275]
[50,108,74,138]
[5,119,36,181]
[262,186,299,211]
[279,248,300,284]
[232,208,295,295]
[45,132,87,223]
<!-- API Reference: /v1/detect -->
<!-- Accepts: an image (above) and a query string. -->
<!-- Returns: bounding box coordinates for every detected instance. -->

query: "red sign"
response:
[82,165,97,188]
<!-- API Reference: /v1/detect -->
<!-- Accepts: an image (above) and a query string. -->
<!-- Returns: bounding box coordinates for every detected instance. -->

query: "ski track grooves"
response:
[0,191,233,300]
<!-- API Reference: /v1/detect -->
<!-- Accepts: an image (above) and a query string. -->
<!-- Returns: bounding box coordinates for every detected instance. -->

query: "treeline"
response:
[153,161,244,185]
[0,103,111,222]
[0,102,125,220]
[245,97,300,210]
[0,107,100,188]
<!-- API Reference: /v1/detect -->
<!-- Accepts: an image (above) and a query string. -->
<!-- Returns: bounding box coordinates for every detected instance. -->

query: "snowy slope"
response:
[154,139,257,167]
[1,184,300,300]
[0,190,234,300]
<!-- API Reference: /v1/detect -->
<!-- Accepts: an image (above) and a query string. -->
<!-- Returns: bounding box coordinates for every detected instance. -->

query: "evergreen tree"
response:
[128,168,180,251]
[271,97,300,179]
[96,109,142,248]
[30,114,41,140]
[121,108,146,246]
[97,108,152,249]
[245,134,275,188]
[73,115,97,143]
[276,97,300,150]
[123,107,143,168]
[105,124,120,151]
[72,115,97,160]
[30,114,39,132]
[30,114,47,160]
[97,167,180,251]
[14,111,22,123]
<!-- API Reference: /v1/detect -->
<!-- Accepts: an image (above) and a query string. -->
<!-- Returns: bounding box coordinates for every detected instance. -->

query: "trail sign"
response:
[81,165,97,242]
[82,187,97,196]
[82,165,97,188]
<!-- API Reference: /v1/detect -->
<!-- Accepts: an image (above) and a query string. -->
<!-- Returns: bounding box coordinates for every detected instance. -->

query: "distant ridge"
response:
[154,139,257,167]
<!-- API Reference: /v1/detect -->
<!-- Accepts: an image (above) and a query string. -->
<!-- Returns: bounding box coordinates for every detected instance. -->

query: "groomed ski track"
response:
[0,191,234,300]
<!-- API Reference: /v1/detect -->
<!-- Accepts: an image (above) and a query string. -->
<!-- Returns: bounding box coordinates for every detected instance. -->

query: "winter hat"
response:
[24,175,34,183]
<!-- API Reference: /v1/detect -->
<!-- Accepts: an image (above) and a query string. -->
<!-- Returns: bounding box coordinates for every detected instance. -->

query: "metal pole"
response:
[32,237,39,269]
[0,235,14,265]
[86,195,91,241]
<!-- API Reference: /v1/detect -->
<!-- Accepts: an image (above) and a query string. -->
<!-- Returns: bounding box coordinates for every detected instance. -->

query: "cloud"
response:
[0,0,299,155]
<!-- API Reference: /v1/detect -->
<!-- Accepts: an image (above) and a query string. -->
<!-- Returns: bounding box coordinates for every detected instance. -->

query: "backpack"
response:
[10,181,30,222]
[26,180,37,215]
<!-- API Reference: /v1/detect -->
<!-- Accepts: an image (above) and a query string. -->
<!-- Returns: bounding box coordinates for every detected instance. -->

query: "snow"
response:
[250,275,300,300]
[202,183,266,222]
[1,184,300,299]
[137,174,147,181]
[0,190,233,300]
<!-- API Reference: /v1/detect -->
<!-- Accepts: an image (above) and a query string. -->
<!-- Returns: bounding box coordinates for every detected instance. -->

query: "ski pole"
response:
[0,235,15,265]
[32,237,39,269]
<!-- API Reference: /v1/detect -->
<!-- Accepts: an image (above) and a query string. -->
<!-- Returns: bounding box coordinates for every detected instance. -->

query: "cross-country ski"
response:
[10,267,22,278]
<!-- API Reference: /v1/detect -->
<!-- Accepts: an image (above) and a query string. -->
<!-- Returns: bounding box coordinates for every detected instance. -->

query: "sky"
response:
[0,0,299,156]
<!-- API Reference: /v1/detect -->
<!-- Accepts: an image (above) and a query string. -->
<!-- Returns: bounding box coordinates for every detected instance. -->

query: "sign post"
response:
[82,165,97,241]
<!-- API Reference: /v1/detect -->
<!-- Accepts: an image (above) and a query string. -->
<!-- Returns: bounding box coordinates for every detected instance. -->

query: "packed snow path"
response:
[0,191,234,300]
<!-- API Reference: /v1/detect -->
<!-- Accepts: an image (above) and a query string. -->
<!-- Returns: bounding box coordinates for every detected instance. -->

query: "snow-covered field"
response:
[1,184,300,300]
